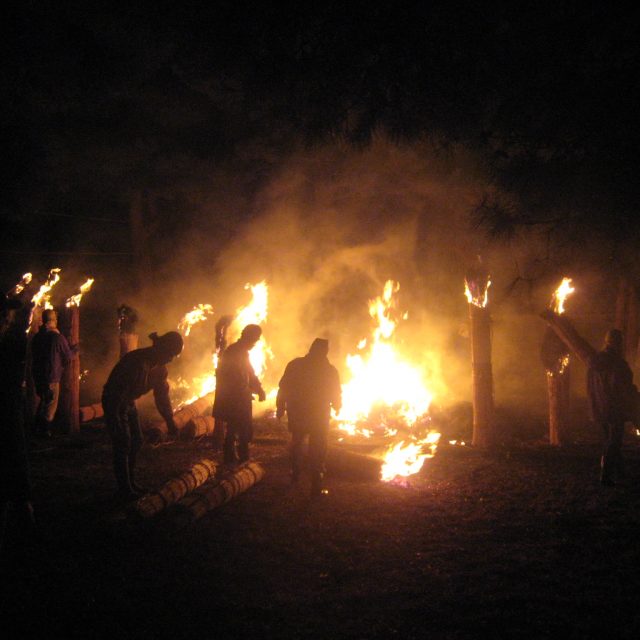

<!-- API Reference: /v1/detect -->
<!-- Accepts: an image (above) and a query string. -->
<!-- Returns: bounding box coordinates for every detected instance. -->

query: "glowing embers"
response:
[65,278,95,307]
[336,280,440,482]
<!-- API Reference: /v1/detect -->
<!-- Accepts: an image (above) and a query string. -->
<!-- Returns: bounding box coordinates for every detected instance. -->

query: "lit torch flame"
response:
[31,268,62,309]
[178,303,214,336]
[464,276,491,308]
[65,277,95,308]
[8,273,32,296]
[551,277,575,315]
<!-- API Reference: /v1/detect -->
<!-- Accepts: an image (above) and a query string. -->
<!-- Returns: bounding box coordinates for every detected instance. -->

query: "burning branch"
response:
[65,277,94,308]
[178,303,214,336]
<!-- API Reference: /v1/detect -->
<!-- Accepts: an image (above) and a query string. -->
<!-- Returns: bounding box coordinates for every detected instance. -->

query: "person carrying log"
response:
[276,338,342,497]
[212,324,265,467]
[541,311,638,486]
[102,331,183,501]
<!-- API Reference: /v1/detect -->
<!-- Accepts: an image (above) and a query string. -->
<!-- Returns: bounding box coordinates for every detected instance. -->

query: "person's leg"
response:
[290,429,306,483]
[105,399,136,498]
[309,425,329,497]
[127,405,145,493]
[223,421,239,465]
[600,422,616,485]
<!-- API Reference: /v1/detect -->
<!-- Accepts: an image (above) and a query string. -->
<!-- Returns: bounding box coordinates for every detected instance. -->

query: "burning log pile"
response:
[135,458,217,518]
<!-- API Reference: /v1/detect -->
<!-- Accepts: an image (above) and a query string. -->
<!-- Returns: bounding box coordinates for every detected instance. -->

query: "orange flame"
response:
[178,304,214,336]
[336,280,441,482]
[464,276,491,308]
[65,277,95,308]
[9,273,32,296]
[31,268,62,309]
[551,277,575,315]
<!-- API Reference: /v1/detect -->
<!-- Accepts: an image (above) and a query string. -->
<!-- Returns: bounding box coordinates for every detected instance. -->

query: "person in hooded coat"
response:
[587,328,638,486]
[276,338,342,497]
[213,324,266,466]
[102,331,183,500]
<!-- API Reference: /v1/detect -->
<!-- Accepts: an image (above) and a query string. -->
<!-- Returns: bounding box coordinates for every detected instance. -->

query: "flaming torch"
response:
[541,278,574,445]
[464,264,494,447]
[59,278,94,433]
[7,272,32,296]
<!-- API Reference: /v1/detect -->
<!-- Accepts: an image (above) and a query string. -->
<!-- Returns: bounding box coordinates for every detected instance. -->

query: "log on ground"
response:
[135,458,217,518]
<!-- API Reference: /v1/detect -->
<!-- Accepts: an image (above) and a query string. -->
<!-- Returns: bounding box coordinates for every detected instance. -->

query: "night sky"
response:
[3,3,640,400]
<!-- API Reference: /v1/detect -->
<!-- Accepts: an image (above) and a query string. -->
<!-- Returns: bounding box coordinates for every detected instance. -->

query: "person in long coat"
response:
[213,324,265,466]
[276,338,342,497]
[102,331,183,500]
[587,329,637,486]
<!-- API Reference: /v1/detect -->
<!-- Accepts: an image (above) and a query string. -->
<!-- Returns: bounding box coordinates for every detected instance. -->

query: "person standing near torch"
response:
[541,311,638,486]
[276,338,342,498]
[213,324,266,467]
[102,331,183,500]
[30,308,78,437]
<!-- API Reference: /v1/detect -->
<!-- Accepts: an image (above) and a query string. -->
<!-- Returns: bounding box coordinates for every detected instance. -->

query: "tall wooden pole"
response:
[59,305,80,433]
[469,302,495,447]
[615,276,639,367]
[541,326,571,446]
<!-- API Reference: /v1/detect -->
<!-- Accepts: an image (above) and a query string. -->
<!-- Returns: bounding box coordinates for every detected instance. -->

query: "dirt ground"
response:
[3,417,640,639]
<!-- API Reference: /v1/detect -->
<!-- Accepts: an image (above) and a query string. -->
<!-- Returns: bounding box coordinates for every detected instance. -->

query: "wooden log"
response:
[59,305,80,433]
[326,445,383,481]
[143,393,215,443]
[25,306,43,428]
[176,462,264,523]
[469,304,494,447]
[80,403,104,423]
[181,415,215,441]
[135,458,217,518]
[540,310,596,365]
[547,367,571,446]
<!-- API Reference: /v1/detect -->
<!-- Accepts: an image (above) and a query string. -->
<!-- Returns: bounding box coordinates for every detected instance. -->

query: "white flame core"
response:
[552,277,575,315]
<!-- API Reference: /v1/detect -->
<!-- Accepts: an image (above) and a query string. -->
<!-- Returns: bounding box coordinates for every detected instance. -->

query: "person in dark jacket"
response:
[30,308,78,437]
[213,324,266,466]
[276,338,342,497]
[587,329,637,486]
[102,331,183,500]
[0,294,38,550]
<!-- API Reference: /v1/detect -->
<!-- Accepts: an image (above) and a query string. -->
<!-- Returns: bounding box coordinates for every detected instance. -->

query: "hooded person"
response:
[212,324,266,466]
[102,330,183,500]
[587,328,638,485]
[276,338,342,497]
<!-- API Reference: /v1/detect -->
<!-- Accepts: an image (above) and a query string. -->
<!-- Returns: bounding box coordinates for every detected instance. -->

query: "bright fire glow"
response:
[337,280,441,482]
[464,276,491,308]
[9,273,32,296]
[178,304,214,336]
[65,278,95,307]
[551,277,575,315]
[230,281,272,377]
[31,268,62,309]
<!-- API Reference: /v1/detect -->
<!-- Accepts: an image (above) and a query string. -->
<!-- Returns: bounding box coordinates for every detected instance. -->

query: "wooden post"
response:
[59,305,80,433]
[541,326,571,446]
[118,304,139,358]
[615,276,639,367]
[469,302,495,447]
[25,306,43,429]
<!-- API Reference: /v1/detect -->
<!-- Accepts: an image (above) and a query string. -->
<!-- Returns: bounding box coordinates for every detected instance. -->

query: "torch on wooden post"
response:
[541,278,575,446]
[59,278,94,433]
[59,304,80,433]
[465,267,495,447]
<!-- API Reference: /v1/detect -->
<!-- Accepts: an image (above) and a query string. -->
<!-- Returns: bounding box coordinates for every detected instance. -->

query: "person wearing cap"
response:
[0,294,38,549]
[30,308,78,437]
[587,328,638,486]
[276,338,342,497]
[213,324,266,466]
[102,330,183,500]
